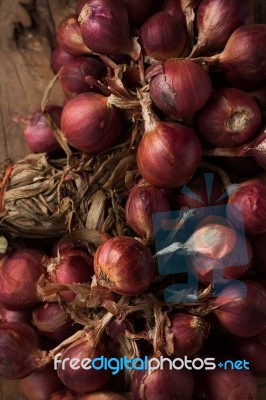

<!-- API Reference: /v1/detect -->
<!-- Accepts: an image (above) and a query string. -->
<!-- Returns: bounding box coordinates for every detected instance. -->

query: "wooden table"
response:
[0,0,266,398]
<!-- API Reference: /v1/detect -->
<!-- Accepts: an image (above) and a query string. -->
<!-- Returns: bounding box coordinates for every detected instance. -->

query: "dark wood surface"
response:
[0,0,266,399]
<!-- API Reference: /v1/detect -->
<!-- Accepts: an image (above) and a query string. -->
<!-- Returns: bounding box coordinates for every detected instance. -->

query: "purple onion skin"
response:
[50,391,75,400]
[0,322,45,379]
[139,11,187,61]
[156,0,186,27]
[51,46,78,73]
[32,302,79,342]
[171,313,209,357]
[59,57,106,98]
[23,106,62,154]
[146,59,212,118]
[0,306,31,324]
[210,280,266,338]
[125,185,171,241]
[20,364,64,400]
[203,367,257,400]
[136,122,202,188]
[57,337,111,393]
[61,93,123,153]
[196,88,261,148]
[121,0,152,25]
[79,0,133,56]
[193,0,253,55]
[132,367,194,400]
[227,176,266,236]
[235,336,266,377]
[217,24,266,82]
[0,249,44,310]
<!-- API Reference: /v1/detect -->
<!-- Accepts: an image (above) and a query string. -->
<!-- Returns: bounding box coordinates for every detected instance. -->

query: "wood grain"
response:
[0,0,266,399]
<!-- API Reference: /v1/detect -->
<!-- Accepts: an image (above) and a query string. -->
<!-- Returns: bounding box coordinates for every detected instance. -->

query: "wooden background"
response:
[0,0,266,398]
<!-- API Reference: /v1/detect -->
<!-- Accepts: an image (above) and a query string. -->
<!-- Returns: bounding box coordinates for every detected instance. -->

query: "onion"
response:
[190,0,253,56]
[32,302,79,342]
[0,322,47,379]
[235,336,266,377]
[227,175,266,236]
[78,0,140,60]
[196,88,261,148]
[204,127,266,170]
[94,236,155,295]
[121,0,152,26]
[175,167,226,209]
[57,15,91,55]
[170,313,209,357]
[249,82,266,111]
[16,106,62,154]
[209,280,266,337]
[47,248,93,301]
[78,392,130,400]
[20,364,63,400]
[125,184,171,241]
[0,306,31,324]
[51,238,88,258]
[146,59,212,118]
[61,93,124,153]
[156,0,186,27]
[224,70,261,92]
[132,365,194,400]
[51,46,78,73]
[50,391,75,400]
[203,366,257,400]
[137,96,202,187]
[139,11,187,61]
[0,248,44,310]
[58,57,106,98]
[198,24,266,82]
[56,334,111,393]
[189,235,253,285]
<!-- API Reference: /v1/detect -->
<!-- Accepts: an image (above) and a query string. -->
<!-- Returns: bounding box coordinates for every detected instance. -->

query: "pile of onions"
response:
[5,1,266,399]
